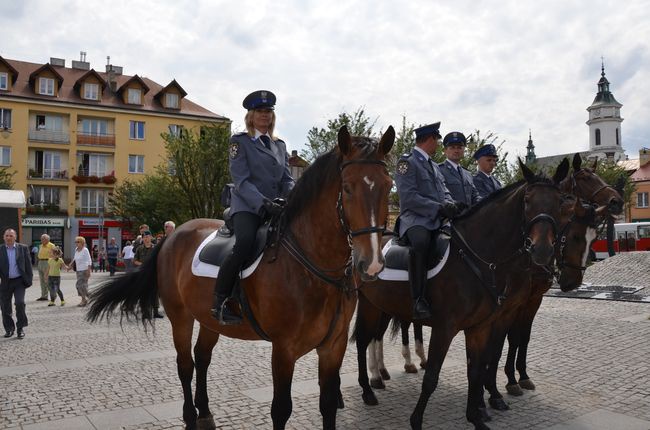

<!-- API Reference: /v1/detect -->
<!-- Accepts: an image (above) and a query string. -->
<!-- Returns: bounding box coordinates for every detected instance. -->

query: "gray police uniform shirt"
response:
[228,131,295,216]
[473,171,502,200]
[395,147,453,237]
[438,159,480,206]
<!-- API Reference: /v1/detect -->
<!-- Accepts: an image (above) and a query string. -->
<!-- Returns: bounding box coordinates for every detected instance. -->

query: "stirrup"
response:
[212,299,242,325]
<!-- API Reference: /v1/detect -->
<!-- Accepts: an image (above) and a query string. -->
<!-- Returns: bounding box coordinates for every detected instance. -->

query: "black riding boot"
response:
[409,250,431,320]
[211,252,243,325]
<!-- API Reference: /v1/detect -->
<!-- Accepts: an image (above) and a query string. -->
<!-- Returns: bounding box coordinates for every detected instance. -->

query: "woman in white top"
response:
[121,241,135,272]
[71,236,92,306]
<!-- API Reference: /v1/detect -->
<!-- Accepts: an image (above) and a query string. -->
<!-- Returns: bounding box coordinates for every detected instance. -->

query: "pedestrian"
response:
[163,221,175,237]
[0,228,33,339]
[91,245,98,272]
[45,247,67,306]
[36,234,56,301]
[134,231,163,318]
[30,244,38,265]
[211,89,295,325]
[472,144,502,200]
[121,240,134,272]
[71,236,92,307]
[438,131,480,208]
[98,247,107,272]
[106,237,119,276]
[133,224,150,250]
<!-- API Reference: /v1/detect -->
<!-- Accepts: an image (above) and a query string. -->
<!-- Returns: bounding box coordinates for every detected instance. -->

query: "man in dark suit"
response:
[438,131,481,208]
[472,144,502,199]
[0,228,34,339]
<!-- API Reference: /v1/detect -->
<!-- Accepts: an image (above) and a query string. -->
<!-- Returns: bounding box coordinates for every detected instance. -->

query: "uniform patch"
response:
[397,160,409,175]
[229,143,239,159]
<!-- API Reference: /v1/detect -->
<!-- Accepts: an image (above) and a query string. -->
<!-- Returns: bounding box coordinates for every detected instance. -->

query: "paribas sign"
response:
[22,217,65,227]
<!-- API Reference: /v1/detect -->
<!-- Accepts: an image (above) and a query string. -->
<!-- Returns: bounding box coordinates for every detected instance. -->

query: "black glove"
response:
[455,201,468,212]
[272,198,287,207]
[263,199,283,217]
[440,202,459,219]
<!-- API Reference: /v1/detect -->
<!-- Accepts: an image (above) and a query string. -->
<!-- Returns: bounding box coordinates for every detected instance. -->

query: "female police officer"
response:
[211,90,295,325]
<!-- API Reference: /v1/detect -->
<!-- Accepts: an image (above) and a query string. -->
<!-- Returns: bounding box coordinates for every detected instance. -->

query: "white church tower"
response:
[586,60,625,161]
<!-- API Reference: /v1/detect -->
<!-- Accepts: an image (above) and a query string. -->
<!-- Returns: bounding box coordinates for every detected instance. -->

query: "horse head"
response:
[555,196,608,291]
[564,153,624,215]
[520,158,568,266]
[337,125,394,281]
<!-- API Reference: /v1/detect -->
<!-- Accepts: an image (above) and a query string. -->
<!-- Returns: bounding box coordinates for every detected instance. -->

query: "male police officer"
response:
[438,132,480,208]
[472,144,502,199]
[395,122,458,319]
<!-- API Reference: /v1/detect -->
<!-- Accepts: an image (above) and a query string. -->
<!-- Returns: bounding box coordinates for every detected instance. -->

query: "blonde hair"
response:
[245,110,277,139]
[75,236,86,246]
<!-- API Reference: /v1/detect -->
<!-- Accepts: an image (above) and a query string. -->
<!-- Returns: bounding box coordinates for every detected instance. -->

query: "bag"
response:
[71,259,77,271]
[220,183,234,208]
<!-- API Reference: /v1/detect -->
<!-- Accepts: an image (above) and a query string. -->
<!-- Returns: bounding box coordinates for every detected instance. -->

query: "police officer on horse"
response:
[472,144,502,199]
[211,90,295,325]
[438,132,480,208]
[394,122,459,320]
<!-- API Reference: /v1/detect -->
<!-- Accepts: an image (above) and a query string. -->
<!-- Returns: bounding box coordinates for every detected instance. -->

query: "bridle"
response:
[567,169,618,203]
[554,202,605,274]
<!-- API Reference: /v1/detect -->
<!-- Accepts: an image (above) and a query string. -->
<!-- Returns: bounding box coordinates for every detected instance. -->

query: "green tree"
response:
[594,159,635,205]
[301,107,377,161]
[0,167,15,189]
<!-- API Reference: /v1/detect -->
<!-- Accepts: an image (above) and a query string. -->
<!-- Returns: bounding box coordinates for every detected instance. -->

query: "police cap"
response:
[242,90,276,110]
[414,122,442,140]
[473,144,498,160]
[442,131,467,147]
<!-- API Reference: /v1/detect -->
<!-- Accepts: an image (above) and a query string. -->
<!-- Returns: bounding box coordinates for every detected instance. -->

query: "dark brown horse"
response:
[87,126,395,430]
[354,160,569,430]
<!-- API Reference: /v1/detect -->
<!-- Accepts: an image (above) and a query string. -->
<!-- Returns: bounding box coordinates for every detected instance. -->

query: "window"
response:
[81,118,108,135]
[128,88,141,104]
[168,124,184,137]
[128,155,144,173]
[43,152,62,178]
[80,189,105,214]
[84,83,99,100]
[39,77,55,95]
[79,153,107,176]
[35,114,62,131]
[616,128,620,146]
[0,146,10,166]
[129,121,145,139]
[637,192,649,208]
[0,108,11,129]
[166,93,179,108]
[30,186,60,206]
[0,72,7,90]
[595,128,601,146]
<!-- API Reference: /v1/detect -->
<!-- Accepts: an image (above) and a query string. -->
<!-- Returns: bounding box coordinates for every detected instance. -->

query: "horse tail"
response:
[389,316,403,340]
[86,237,166,327]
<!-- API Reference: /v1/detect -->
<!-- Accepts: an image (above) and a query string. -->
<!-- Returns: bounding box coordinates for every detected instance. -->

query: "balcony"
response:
[25,204,68,216]
[75,208,113,217]
[77,133,115,147]
[28,169,69,181]
[72,173,117,185]
[28,129,70,144]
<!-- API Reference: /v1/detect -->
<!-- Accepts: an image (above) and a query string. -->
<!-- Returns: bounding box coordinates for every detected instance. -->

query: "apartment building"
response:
[0,54,229,257]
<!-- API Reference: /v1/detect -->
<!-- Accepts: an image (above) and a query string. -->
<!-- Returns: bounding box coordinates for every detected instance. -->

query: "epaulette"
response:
[400,153,412,159]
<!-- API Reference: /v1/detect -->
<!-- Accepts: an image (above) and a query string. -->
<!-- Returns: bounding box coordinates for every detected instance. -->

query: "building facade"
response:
[630,148,650,222]
[0,55,229,258]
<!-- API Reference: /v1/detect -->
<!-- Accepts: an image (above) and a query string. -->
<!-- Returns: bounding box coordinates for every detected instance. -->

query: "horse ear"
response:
[572,153,582,171]
[553,158,570,184]
[519,158,536,183]
[338,126,351,155]
[591,158,598,170]
[377,126,395,157]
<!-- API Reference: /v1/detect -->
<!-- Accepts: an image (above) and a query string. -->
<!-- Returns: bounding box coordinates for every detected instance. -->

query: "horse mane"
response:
[281,137,378,229]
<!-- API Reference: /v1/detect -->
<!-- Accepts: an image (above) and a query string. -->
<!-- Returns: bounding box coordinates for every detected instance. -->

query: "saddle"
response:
[384,230,451,272]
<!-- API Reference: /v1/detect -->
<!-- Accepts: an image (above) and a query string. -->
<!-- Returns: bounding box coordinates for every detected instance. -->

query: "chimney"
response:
[72,51,90,70]
[50,57,65,67]
[291,150,298,157]
[641,148,650,167]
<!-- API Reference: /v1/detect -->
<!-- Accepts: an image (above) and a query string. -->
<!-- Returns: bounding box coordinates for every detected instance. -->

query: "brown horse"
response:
[354,160,569,430]
[87,126,395,430]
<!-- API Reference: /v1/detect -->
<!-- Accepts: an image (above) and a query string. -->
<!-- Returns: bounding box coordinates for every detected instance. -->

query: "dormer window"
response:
[0,72,7,90]
[39,77,55,95]
[166,93,179,109]
[84,83,99,100]
[128,88,142,104]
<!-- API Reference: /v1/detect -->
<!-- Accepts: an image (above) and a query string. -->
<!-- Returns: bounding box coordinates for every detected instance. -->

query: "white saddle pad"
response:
[191,229,264,279]
[377,240,450,282]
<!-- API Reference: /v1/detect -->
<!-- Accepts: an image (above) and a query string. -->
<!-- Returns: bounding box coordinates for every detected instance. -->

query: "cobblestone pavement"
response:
[1,271,649,429]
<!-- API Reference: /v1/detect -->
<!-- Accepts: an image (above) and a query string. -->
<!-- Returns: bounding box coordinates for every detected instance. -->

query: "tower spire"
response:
[526,129,536,165]
[601,56,605,77]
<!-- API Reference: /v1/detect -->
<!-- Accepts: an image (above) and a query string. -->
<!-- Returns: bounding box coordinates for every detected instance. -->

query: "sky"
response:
[1,0,649,162]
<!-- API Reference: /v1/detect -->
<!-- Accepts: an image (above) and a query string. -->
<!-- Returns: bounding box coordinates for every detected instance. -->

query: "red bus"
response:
[592,222,650,260]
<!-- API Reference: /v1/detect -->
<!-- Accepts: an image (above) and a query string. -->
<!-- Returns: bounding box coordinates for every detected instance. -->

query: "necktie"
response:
[457,165,463,178]
[260,135,272,151]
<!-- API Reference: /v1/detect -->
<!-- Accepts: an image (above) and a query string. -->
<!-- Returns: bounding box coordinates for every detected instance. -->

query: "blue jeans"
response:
[48,276,64,301]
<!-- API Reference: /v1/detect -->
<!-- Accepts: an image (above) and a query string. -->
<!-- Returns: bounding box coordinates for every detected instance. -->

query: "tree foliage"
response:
[0,167,15,189]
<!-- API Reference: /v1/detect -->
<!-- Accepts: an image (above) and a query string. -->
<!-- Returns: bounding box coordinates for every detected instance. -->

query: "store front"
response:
[22,216,67,254]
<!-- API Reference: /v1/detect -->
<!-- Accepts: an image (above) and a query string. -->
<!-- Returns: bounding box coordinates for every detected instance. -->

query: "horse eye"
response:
[343,183,352,194]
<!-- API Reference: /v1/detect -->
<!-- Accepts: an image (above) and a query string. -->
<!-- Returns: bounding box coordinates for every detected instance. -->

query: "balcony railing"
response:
[28,169,69,180]
[26,205,68,216]
[77,133,115,147]
[72,173,116,185]
[28,129,70,144]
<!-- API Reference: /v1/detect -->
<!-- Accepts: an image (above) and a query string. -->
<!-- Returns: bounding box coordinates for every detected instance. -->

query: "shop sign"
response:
[22,217,66,227]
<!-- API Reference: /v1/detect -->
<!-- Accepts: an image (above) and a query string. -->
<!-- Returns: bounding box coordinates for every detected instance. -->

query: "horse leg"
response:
[413,323,427,368]
[368,340,385,389]
[485,329,510,412]
[516,318,536,390]
[193,325,220,430]
[410,327,454,430]
[171,316,198,429]
[317,330,349,430]
[401,321,417,373]
[270,345,297,430]
[504,329,524,396]
[465,326,494,430]
[355,295,382,405]
[377,312,392,381]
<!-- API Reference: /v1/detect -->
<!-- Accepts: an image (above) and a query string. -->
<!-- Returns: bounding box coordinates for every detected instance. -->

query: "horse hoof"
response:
[519,378,536,390]
[419,360,427,369]
[380,368,391,380]
[370,377,385,389]
[505,383,524,396]
[488,397,510,411]
[196,414,216,430]
[362,391,378,406]
[404,364,418,373]
[478,407,492,422]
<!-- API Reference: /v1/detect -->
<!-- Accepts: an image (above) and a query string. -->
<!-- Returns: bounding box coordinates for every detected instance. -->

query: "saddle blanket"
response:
[191,229,263,279]
[377,239,450,282]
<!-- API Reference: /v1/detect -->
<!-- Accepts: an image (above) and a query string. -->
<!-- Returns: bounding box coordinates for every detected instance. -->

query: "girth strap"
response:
[238,283,271,342]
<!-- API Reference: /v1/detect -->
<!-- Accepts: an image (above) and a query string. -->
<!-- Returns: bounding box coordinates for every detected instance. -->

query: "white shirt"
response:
[445,159,461,170]
[254,129,278,155]
[414,146,432,162]
[122,245,134,259]
[74,247,92,271]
